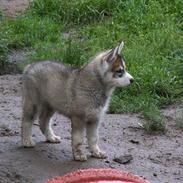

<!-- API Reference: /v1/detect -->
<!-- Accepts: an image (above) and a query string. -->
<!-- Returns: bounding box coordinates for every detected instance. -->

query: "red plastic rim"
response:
[45,168,150,183]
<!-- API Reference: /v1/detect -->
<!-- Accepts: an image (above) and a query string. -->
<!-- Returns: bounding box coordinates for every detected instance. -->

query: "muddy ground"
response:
[0,74,183,183]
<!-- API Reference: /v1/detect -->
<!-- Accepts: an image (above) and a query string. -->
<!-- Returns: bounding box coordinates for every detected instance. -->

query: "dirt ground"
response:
[0,0,31,17]
[0,74,183,183]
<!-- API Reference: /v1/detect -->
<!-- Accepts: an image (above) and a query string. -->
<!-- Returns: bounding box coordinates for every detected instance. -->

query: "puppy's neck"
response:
[79,61,115,99]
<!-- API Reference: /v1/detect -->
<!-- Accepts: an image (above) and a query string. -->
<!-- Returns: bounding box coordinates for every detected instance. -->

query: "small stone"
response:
[129,139,139,144]
[153,173,157,177]
[113,154,133,164]
[102,137,107,142]
[105,160,110,164]
[165,152,172,156]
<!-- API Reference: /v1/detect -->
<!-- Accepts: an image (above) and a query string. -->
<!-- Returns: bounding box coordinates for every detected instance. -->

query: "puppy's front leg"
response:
[86,119,107,159]
[71,116,87,161]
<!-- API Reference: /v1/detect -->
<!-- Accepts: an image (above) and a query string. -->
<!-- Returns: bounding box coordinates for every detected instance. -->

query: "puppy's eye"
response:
[115,69,124,77]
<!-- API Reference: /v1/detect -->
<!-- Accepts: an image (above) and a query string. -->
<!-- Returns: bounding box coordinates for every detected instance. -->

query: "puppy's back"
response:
[22,61,76,111]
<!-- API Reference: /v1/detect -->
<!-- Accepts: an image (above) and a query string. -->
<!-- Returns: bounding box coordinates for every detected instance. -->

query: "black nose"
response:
[130,78,134,84]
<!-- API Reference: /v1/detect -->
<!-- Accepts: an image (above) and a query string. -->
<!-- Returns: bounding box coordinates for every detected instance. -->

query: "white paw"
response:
[46,135,61,143]
[22,138,35,148]
[91,150,107,159]
[74,153,87,162]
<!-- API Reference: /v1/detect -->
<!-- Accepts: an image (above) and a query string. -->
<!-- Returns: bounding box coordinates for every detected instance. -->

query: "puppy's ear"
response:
[104,41,124,63]
[117,41,124,55]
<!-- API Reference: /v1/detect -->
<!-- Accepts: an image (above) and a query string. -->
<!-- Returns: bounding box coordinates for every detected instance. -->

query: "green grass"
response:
[26,0,116,25]
[0,42,9,74]
[0,0,183,115]
[142,107,166,133]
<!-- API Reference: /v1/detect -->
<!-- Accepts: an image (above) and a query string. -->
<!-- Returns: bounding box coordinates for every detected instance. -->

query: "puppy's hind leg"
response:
[39,104,61,143]
[22,97,37,148]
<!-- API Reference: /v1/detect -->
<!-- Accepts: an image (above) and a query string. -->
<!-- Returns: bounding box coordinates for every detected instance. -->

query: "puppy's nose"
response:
[130,78,134,84]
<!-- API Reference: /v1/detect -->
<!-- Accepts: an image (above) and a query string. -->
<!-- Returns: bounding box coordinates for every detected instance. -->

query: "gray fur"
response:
[22,43,134,161]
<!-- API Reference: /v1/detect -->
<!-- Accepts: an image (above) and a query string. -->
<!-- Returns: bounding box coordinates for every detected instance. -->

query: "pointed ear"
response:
[112,41,124,58]
[104,41,124,63]
[117,41,124,55]
[102,49,114,63]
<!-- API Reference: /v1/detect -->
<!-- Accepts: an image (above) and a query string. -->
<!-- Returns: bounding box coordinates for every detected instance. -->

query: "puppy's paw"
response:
[22,138,35,148]
[46,135,61,143]
[74,153,87,162]
[91,150,107,159]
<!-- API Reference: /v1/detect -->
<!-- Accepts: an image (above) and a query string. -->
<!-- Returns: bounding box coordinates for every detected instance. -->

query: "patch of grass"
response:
[0,10,3,21]
[0,9,10,75]
[0,42,9,74]
[28,38,88,67]
[175,110,183,130]
[0,0,182,114]
[142,107,166,133]
[27,0,119,25]
[1,16,60,48]
[0,40,20,74]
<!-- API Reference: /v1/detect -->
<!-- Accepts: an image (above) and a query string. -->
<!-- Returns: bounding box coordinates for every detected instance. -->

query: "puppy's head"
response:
[101,41,134,87]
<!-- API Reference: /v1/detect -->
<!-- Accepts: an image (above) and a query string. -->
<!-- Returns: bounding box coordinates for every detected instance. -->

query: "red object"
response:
[45,168,150,183]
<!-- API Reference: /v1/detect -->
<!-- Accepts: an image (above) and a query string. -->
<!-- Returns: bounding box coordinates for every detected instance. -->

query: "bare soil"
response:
[0,74,182,183]
[0,0,31,17]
